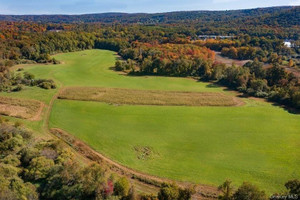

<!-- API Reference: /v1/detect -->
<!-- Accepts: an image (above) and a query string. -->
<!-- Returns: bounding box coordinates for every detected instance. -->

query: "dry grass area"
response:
[0,96,43,119]
[58,87,241,107]
[214,52,250,67]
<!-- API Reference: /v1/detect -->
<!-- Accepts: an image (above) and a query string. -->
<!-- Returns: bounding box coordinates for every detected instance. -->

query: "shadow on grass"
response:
[205,83,221,88]
[238,93,300,115]
[108,66,117,71]
[271,102,300,115]
[119,70,198,79]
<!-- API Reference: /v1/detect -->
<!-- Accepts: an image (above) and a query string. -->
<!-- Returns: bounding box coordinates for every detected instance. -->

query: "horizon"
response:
[0,5,299,16]
[0,0,299,15]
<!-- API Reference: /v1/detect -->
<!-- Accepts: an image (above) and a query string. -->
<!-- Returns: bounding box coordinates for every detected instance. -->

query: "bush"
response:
[285,179,300,196]
[12,84,23,92]
[1,154,21,167]
[14,121,22,127]
[24,156,55,180]
[140,194,158,200]
[115,60,124,71]
[114,177,130,197]
[218,180,234,200]
[36,79,56,89]
[23,72,35,80]
[158,183,179,200]
[233,182,267,200]
[39,81,52,89]
[291,92,300,109]
[52,58,61,64]
[178,186,196,200]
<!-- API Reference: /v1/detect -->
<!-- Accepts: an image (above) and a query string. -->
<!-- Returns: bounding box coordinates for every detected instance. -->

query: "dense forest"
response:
[0,6,299,27]
[0,6,299,39]
[0,6,299,109]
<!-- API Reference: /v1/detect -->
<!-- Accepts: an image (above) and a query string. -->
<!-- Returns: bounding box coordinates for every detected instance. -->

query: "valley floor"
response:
[1,49,299,195]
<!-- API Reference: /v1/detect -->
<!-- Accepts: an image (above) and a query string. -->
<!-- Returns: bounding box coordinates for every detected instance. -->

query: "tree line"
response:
[115,41,300,109]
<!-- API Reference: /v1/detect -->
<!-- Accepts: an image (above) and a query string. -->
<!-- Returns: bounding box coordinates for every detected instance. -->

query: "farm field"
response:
[1,49,299,194]
[50,99,300,193]
[58,87,241,106]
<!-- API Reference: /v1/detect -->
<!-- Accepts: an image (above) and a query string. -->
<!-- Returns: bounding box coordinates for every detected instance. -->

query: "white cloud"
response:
[289,0,300,5]
[213,0,239,3]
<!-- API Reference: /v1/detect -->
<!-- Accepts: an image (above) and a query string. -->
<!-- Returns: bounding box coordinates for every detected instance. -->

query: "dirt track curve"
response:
[44,88,220,200]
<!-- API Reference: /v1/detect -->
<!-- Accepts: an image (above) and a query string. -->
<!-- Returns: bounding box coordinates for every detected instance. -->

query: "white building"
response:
[284,41,292,48]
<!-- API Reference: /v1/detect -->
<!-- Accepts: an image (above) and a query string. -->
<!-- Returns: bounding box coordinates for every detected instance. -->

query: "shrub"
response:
[291,92,300,109]
[1,154,21,167]
[24,156,55,180]
[124,186,137,200]
[218,180,234,200]
[52,58,61,64]
[233,182,267,200]
[114,177,130,197]
[14,121,22,127]
[36,79,56,89]
[178,186,196,200]
[23,72,35,80]
[115,60,124,71]
[140,194,158,200]
[12,84,23,92]
[285,179,300,196]
[39,81,52,89]
[158,183,179,200]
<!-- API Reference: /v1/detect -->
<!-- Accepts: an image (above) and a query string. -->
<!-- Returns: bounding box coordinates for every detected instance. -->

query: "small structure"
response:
[198,35,235,40]
[48,29,63,33]
[284,40,292,48]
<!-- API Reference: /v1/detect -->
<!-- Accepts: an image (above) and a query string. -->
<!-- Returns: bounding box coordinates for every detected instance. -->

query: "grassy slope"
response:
[1,49,299,193]
[50,100,300,193]
[1,50,221,131]
[45,50,224,92]
[47,50,299,193]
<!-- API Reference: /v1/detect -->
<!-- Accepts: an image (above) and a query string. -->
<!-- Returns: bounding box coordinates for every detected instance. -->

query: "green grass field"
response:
[15,50,223,92]
[1,49,299,193]
[50,100,300,193]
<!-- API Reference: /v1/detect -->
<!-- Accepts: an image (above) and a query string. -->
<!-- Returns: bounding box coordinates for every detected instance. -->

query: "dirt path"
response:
[50,127,219,200]
[214,51,250,67]
[30,102,45,121]
[43,88,62,133]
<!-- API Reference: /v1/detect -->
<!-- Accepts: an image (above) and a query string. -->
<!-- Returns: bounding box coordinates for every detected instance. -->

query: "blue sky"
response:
[0,0,299,14]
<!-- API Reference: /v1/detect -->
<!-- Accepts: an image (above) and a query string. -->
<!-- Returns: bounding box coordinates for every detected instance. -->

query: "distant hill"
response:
[259,6,300,26]
[0,6,299,26]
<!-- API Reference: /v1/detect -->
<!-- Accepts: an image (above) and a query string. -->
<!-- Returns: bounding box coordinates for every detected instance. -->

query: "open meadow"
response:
[1,49,299,194]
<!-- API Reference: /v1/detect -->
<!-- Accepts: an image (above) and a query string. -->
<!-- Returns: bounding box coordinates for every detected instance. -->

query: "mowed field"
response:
[2,50,299,193]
